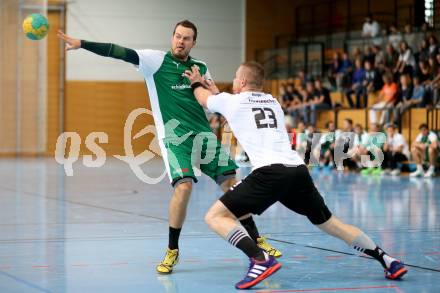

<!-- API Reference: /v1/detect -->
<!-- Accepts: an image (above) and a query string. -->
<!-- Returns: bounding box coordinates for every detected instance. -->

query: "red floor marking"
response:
[256,285,399,293]
[32,265,49,269]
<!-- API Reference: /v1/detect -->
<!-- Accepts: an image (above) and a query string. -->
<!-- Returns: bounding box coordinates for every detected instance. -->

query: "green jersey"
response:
[136,49,212,140]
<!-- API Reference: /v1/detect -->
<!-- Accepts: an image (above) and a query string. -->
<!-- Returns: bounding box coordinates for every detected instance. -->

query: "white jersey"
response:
[206,91,304,170]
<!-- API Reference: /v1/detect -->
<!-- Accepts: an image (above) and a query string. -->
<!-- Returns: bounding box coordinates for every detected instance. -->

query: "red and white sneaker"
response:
[385,260,408,280]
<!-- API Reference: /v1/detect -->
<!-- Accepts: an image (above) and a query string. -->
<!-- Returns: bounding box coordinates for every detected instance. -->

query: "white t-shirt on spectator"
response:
[362,21,380,38]
[398,49,416,68]
[387,133,409,157]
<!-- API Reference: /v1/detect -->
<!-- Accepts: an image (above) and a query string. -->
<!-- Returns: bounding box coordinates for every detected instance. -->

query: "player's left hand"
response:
[184,66,203,85]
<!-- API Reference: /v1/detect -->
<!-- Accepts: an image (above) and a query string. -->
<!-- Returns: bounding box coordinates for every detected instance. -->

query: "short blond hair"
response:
[240,61,265,89]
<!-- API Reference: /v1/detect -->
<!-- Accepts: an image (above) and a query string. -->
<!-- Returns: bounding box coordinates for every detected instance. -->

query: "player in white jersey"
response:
[184,62,407,289]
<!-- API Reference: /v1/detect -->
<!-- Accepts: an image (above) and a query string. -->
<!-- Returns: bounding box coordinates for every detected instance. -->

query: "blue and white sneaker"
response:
[385,260,407,280]
[235,254,281,290]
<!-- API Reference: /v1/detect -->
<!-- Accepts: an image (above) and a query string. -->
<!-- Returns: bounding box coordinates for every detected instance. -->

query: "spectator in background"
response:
[403,24,418,52]
[352,47,363,61]
[329,51,343,90]
[362,14,380,38]
[340,118,358,170]
[394,41,416,76]
[285,83,304,127]
[302,79,333,126]
[381,123,409,176]
[384,43,399,69]
[300,80,317,125]
[369,72,398,125]
[428,35,439,57]
[349,123,368,169]
[410,124,438,178]
[359,123,385,175]
[372,45,385,70]
[393,75,423,126]
[345,58,365,108]
[314,121,340,170]
[362,46,375,65]
[361,60,384,108]
[418,39,430,62]
[388,24,403,50]
[340,52,353,90]
[416,60,432,83]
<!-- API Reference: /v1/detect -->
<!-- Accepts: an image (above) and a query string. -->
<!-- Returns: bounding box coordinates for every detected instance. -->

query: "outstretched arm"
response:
[57,30,139,65]
[184,66,219,108]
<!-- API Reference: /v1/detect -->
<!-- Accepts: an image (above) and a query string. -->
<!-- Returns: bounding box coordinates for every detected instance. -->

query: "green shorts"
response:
[162,134,237,186]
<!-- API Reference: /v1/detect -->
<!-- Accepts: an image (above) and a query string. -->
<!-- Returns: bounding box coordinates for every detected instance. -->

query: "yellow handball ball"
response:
[23,13,49,40]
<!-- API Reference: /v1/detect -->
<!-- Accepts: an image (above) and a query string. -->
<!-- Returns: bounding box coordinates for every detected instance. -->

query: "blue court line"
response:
[0,270,54,293]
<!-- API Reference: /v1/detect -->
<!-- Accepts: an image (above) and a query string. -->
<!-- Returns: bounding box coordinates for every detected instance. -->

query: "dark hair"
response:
[419,123,429,130]
[241,61,265,88]
[344,118,353,125]
[173,20,198,41]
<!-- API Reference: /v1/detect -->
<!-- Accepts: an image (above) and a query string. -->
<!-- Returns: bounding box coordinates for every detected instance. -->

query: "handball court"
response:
[0,158,439,293]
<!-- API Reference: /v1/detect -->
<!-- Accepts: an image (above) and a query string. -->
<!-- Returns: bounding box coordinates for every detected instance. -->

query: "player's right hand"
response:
[57,30,81,51]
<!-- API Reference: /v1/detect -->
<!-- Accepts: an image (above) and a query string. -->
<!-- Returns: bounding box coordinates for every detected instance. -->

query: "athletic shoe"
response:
[381,169,391,176]
[257,237,282,258]
[156,248,179,274]
[410,169,424,177]
[424,168,436,178]
[390,169,401,176]
[384,260,408,280]
[361,168,373,175]
[371,167,383,176]
[235,254,281,289]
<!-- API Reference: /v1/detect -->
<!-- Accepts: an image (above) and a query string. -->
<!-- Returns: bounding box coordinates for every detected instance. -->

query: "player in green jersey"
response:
[58,20,281,274]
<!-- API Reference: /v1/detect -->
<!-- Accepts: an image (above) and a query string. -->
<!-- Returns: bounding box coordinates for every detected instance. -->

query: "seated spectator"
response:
[428,35,439,57]
[313,121,340,170]
[340,52,354,89]
[393,75,423,125]
[359,123,385,175]
[285,85,304,127]
[339,118,358,170]
[362,46,375,65]
[384,43,399,69]
[394,41,416,76]
[388,24,403,50]
[348,123,368,168]
[410,124,438,178]
[362,14,380,38]
[372,45,385,70]
[416,60,432,83]
[302,79,332,126]
[418,39,430,62]
[345,58,365,108]
[329,51,343,90]
[381,123,409,176]
[403,24,418,52]
[369,72,398,125]
[361,60,384,107]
